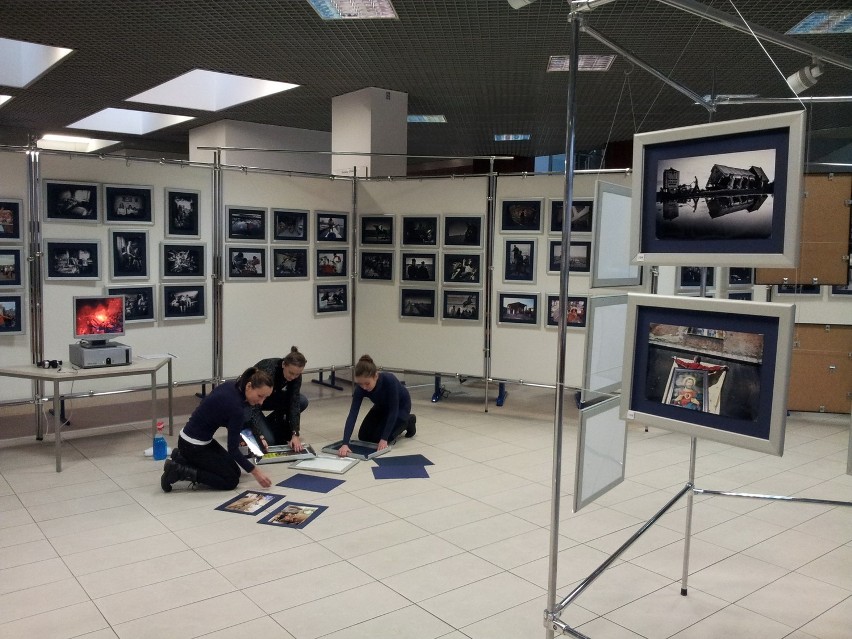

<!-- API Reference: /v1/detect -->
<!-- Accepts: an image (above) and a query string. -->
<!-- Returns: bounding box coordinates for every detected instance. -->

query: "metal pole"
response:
[26,139,46,439]
[351,169,358,368]
[680,437,697,594]
[484,158,497,413]
[212,150,224,384]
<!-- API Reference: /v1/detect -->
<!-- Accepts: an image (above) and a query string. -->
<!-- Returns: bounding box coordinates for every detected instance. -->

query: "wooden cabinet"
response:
[788,324,852,414]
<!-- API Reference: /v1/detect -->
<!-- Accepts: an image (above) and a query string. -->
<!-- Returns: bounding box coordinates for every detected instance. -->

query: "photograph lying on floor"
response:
[443,215,482,247]
[109,229,148,280]
[162,284,205,320]
[498,292,538,326]
[501,199,542,232]
[360,215,394,245]
[504,240,535,282]
[443,290,480,321]
[259,502,328,528]
[574,397,626,512]
[401,288,436,319]
[216,490,284,516]
[315,284,347,314]
[104,184,153,224]
[402,216,438,246]
[272,248,308,280]
[273,208,308,242]
[161,242,205,280]
[292,455,358,474]
[45,239,100,280]
[550,199,593,234]
[227,206,266,242]
[316,211,347,242]
[228,246,267,280]
[106,285,156,323]
[621,294,794,455]
[0,248,22,288]
[0,199,22,242]
[402,253,436,282]
[322,440,389,460]
[0,294,24,335]
[44,180,99,222]
[443,253,480,285]
[546,294,587,328]
[165,188,200,238]
[360,251,393,281]
[316,249,347,278]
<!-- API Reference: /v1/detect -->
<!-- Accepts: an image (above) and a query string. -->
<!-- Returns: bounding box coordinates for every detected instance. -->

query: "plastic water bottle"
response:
[153,421,167,461]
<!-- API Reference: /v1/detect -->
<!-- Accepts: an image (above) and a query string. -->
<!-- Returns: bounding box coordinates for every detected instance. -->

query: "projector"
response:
[69,341,133,368]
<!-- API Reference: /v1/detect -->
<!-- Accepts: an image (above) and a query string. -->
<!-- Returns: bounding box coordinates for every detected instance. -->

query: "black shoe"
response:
[170,448,186,463]
[405,414,416,438]
[160,458,198,492]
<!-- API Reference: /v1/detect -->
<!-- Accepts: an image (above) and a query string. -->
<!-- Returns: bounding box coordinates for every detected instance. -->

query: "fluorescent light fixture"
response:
[407,115,447,123]
[700,94,758,102]
[68,108,195,135]
[547,54,616,71]
[307,0,398,19]
[0,95,12,108]
[126,69,298,112]
[571,0,620,12]
[0,37,73,88]
[787,10,852,34]
[494,134,530,141]
[787,64,823,94]
[508,0,538,8]
[38,134,120,153]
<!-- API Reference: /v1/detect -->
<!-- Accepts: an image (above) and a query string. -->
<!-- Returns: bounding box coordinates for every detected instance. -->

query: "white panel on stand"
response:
[574,396,627,512]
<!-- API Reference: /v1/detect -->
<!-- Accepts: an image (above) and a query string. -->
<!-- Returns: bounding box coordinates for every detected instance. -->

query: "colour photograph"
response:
[498,293,538,325]
[259,502,327,528]
[216,490,283,516]
[272,248,308,279]
[273,209,308,242]
[443,290,479,321]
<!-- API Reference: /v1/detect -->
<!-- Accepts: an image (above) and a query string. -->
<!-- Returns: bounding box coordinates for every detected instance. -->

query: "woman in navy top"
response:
[338,354,416,458]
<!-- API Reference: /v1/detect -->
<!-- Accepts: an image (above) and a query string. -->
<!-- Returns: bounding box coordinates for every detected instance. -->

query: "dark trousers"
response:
[254,393,309,445]
[357,405,409,443]
[177,437,241,490]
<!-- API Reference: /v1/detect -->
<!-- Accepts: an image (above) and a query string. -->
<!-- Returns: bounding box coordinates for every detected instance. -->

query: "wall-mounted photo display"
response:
[0,247,23,288]
[45,239,101,280]
[548,240,591,274]
[401,252,436,282]
[316,211,348,243]
[401,216,438,247]
[0,293,24,335]
[546,294,588,328]
[442,289,480,321]
[501,199,542,233]
[165,188,200,238]
[272,247,308,280]
[443,253,481,285]
[550,199,594,234]
[678,266,716,290]
[0,199,22,242]
[316,283,348,314]
[106,285,156,323]
[273,209,309,242]
[316,249,348,278]
[728,291,753,301]
[775,284,821,295]
[360,251,393,281]
[162,283,206,320]
[161,242,205,280]
[104,184,153,225]
[728,267,753,286]
[109,229,149,280]
[400,287,436,319]
[226,206,267,242]
[227,246,267,281]
[504,239,536,282]
[498,292,539,326]
[360,215,394,246]
[443,215,482,248]
[44,180,99,222]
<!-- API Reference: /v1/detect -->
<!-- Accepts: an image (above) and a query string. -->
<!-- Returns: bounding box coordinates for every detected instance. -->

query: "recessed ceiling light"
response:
[307,0,397,19]
[547,55,616,72]
[38,134,120,153]
[0,37,73,88]
[407,115,447,123]
[494,134,530,141]
[126,69,298,112]
[0,95,12,108]
[68,108,195,135]
[787,10,852,34]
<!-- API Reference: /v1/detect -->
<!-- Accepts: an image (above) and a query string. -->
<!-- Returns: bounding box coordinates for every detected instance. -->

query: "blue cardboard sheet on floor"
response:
[372,465,430,479]
[372,454,434,467]
[277,473,345,493]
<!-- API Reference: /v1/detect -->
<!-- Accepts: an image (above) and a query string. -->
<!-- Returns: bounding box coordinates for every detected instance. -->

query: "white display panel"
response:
[574,396,627,512]
[581,295,627,404]
[590,181,640,288]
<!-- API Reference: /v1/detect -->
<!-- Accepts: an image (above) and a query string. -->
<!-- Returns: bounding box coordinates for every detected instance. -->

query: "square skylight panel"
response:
[68,108,194,135]
[0,37,73,88]
[547,55,616,72]
[126,69,299,111]
[495,134,530,141]
[787,10,852,34]
[307,0,398,19]
[38,134,119,153]
[0,95,12,108]
[407,115,447,123]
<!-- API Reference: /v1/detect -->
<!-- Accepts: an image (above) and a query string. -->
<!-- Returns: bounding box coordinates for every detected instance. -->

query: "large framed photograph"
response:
[401,252,436,282]
[549,240,591,274]
[443,253,481,285]
[316,211,348,243]
[631,111,805,267]
[106,285,156,323]
[360,251,393,281]
[0,199,22,242]
[161,242,205,280]
[550,199,593,234]
[0,294,24,335]
[400,287,436,319]
[443,290,480,321]
[0,247,23,288]
[272,247,308,280]
[443,215,482,248]
[227,246,267,281]
[162,284,205,320]
[546,294,588,328]
[44,180,99,222]
[109,229,149,280]
[165,188,200,238]
[45,239,101,280]
[501,199,542,233]
[104,184,153,224]
[227,206,266,242]
[402,216,438,247]
[498,292,539,326]
[316,249,348,278]
[620,293,794,455]
[273,209,309,242]
[504,239,536,282]
[591,181,642,288]
[316,284,348,314]
[360,215,394,245]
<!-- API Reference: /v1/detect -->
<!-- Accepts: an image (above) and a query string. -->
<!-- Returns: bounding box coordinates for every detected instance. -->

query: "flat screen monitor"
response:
[73,295,125,344]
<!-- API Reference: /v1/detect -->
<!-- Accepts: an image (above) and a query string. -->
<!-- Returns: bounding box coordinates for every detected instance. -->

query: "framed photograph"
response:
[728,291,753,301]
[775,284,821,295]
[215,490,284,516]
[273,209,308,242]
[631,111,805,267]
[550,199,593,234]
[400,288,436,319]
[104,184,153,224]
[443,215,482,248]
[0,294,24,335]
[591,181,642,288]
[360,215,394,245]
[0,247,23,288]
[678,266,716,290]
[501,199,542,233]
[504,240,536,282]
[316,249,348,278]
[161,242,205,280]
[443,289,480,321]
[227,246,267,281]
[729,267,753,286]
[498,292,539,326]
[316,284,348,314]
[227,206,266,242]
[546,294,588,328]
[0,199,22,242]
[620,293,794,455]
[316,211,348,242]
[162,284,205,320]
[401,252,436,282]
[165,188,200,238]
[360,251,393,281]
[109,229,149,280]
[45,239,101,280]
[271,247,308,280]
[44,180,99,222]
[574,397,626,512]
[549,240,592,274]
[259,502,327,529]
[106,285,156,323]
[442,253,481,285]
[402,216,438,246]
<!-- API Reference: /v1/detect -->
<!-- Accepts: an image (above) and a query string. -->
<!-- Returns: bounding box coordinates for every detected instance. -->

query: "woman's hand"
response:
[251,466,272,488]
[377,439,388,451]
[259,435,269,453]
[338,444,351,458]
[289,434,303,452]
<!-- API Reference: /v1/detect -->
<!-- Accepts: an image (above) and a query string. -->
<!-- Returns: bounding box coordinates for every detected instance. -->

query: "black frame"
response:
[550,199,594,234]
[0,247,23,288]
[104,184,153,225]
[401,216,438,247]
[273,209,309,242]
[400,287,436,319]
[0,293,24,335]
[442,289,480,321]
[315,249,348,278]
[272,247,309,280]
[442,253,481,285]
[359,251,393,281]
[501,199,542,233]
[401,252,436,282]
[259,501,328,528]
[45,239,101,280]
[161,242,205,280]
[162,284,206,320]
[44,180,99,222]
[443,215,482,248]
[504,239,536,282]
[226,206,267,242]
[546,294,588,328]
[498,292,539,325]
[360,215,394,246]
[316,211,348,243]
[0,199,22,242]
[106,285,156,323]
[315,284,348,314]
[227,246,267,280]
[109,229,149,280]
[165,188,200,238]
[215,490,284,516]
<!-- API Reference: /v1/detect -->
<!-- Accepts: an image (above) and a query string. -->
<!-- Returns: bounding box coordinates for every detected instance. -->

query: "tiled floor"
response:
[0,382,850,638]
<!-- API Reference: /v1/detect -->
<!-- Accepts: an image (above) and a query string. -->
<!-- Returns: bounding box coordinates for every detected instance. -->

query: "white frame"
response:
[580,294,628,405]
[105,284,157,324]
[574,396,627,512]
[499,198,543,234]
[164,187,201,238]
[161,283,207,321]
[226,205,267,243]
[103,183,154,225]
[0,292,25,336]
[160,241,206,280]
[44,238,102,281]
[590,181,641,288]
[43,179,100,223]
[497,291,540,326]
[442,214,483,249]
[0,198,23,243]
[401,214,439,248]
[0,246,23,289]
[109,228,149,281]
[226,245,268,282]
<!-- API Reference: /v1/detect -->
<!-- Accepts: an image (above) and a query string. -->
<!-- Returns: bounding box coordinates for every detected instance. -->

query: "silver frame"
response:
[43,179,100,223]
[0,292,25,336]
[225,245,268,282]
[103,183,154,225]
[225,205,267,243]
[105,284,157,324]
[499,197,543,234]
[0,246,24,288]
[574,396,626,512]
[581,294,628,404]
[0,198,23,243]
[160,241,206,280]
[44,238,101,281]
[442,214,483,249]
[161,283,207,321]
[164,187,201,239]
[590,180,641,288]
[108,228,149,281]
[496,291,540,327]
[271,247,309,281]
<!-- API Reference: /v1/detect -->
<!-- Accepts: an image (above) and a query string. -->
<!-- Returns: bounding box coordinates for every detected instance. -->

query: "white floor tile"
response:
[737,572,850,629]
[383,552,503,602]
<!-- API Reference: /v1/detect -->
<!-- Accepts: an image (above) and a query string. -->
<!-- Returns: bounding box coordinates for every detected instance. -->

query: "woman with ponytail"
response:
[253,346,309,451]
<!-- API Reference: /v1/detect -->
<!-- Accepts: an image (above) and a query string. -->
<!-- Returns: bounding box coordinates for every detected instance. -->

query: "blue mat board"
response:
[372,465,430,480]
[372,454,434,467]
[277,473,345,493]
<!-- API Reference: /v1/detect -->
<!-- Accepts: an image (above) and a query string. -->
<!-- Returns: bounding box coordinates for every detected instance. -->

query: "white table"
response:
[0,357,173,472]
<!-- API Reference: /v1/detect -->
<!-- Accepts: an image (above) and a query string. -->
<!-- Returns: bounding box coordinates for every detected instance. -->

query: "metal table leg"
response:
[53,379,62,472]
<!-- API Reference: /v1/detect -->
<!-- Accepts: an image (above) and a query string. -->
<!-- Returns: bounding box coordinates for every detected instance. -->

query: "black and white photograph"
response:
[442,253,480,285]
[104,184,153,224]
[443,215,482,247]
[272,248,308,280]
[162,284,205,320]
[0,294,24,335]
[228,246,267,280]
[161,242,205,280]
[402,216,438,246]
[360,251,393,281]
[400,288,436,319]
[107,285,156,323]
[0,199,22,242]
[316,249,347,278]
[776,284,821,295]
[165,189,200,237]
[728,291,754,301]
[501,199,542,233]
[504,240,536,282]
[44,180,99,222]
[442,290,480,321]
[316,284,347,314]
[45,239,101,280]
[678,266,716,289]
[273,209,308,242]
[227,206,266,242]
[549,240,591,273]
[360,215,394,245]
[498,292,539,325]
[401,252,436,282]
[316,211,347,242]
[109,229,148,280]
[550,199,594,234]
[729,267,754,286]
[546,294,588,328]
[0,248,23,288]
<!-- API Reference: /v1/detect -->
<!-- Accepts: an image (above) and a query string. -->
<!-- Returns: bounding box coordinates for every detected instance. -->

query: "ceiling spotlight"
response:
[786,63,823,95]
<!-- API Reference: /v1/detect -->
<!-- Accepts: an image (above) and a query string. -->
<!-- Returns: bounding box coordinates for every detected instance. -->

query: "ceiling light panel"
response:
[307,0,398,20]
[38,134,119,153]
[547,55,616,72]
[787,10,852,34]
[408,115,447,123]
[0,37,73,88]
[494,134,531,141]
[0,95,12,108]
[68,108,194,135]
